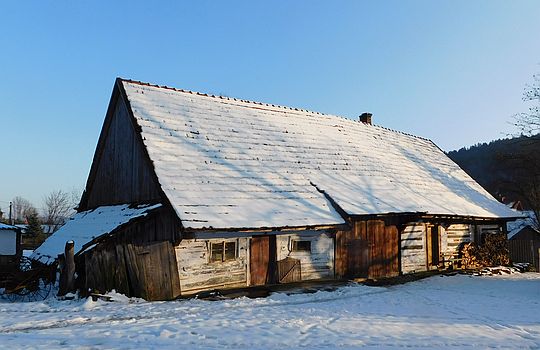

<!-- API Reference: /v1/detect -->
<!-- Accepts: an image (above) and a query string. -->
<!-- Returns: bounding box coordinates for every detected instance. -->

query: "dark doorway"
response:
[427,225,440,268]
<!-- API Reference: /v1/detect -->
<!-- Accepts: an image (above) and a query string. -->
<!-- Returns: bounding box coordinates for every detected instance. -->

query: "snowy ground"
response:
[0,273,539,349]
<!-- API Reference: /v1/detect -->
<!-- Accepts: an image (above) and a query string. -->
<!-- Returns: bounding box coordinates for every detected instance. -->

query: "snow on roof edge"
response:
[31,203,162,265]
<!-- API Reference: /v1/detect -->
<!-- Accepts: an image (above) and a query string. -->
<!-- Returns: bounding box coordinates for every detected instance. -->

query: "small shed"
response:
[0,223,22,267]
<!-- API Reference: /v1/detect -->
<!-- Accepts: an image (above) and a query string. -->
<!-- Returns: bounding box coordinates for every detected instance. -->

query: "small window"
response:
[210,241,237,262]
[292,240,311,252]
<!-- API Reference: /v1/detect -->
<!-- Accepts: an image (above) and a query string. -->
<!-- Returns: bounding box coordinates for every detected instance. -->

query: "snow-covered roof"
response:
[507,211,539,239]
[0,223,19,230]
[31,204,161,264]
[121,80,518,230]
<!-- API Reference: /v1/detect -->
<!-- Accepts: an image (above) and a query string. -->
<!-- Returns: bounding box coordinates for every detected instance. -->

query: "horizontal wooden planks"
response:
[175,238,248,293]
[401,224,427,274]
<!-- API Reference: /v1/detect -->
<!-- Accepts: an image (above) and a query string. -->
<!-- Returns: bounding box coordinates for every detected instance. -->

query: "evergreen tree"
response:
[25,210,44,236]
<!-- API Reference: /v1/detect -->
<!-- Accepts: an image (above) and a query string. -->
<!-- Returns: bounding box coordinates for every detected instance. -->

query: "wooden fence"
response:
[507,240,540,271]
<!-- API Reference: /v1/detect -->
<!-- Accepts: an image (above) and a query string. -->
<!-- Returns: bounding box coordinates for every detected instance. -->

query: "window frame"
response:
[209,240,238,263]
[291,239,312,253]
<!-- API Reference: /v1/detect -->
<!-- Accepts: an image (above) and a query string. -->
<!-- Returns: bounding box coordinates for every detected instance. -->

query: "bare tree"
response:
[513,73,540,138]
[69,187,82,211]
[507,73,540,229]
[43,190,74,232]
[11,196,36,223]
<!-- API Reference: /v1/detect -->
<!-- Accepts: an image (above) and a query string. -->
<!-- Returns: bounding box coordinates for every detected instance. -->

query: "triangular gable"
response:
[80,83,164,211]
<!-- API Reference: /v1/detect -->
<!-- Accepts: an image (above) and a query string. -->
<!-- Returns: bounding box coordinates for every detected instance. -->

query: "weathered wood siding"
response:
[401,223,427,274]
[84,240,180,300]
[336,219,399,279]
[175,238,248,294]
[79,207,181,300]
[84,95,161,209]
[276,231,334,281]
[441,224,473,263]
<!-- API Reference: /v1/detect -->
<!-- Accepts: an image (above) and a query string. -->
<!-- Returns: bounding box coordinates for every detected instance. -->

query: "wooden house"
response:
[32,79,519,300]
[0,223,22,268]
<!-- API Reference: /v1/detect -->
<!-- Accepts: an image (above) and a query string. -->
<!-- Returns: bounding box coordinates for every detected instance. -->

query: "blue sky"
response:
[1,1,539,211]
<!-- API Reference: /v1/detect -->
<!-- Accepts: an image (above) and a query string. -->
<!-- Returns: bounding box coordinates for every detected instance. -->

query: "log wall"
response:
[441,224,473,264]
[400,223,427,274]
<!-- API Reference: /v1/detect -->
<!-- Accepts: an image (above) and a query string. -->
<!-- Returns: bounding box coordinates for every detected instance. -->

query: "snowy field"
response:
[0,273,539,349]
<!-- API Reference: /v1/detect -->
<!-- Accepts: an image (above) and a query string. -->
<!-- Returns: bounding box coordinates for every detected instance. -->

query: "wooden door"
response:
[335,227,369,279]
[347,238,369,278]
[250,235,277,286]
[366,220,399,279]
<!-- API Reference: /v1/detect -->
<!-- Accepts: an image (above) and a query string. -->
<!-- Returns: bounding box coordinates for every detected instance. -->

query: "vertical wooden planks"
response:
[85,96,161,208]
[250,236,270,286]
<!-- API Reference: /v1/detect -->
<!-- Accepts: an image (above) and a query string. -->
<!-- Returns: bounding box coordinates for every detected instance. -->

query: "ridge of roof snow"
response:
[119,78,431,142]
[119,79,519,230]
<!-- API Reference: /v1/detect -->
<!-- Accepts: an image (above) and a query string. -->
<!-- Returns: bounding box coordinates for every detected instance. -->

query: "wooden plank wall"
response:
[335,219,399,279]
[508,240,540,271]
[85,96,161,209]
[367,220,399,279]
[175,238,248,294]
[80,208,181,300]
[84,240,180,300]
[276,232,334,281]
[401,224,427,274]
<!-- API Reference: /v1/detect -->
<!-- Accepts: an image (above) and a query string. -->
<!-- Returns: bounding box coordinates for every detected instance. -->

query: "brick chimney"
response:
[359,113,372,125]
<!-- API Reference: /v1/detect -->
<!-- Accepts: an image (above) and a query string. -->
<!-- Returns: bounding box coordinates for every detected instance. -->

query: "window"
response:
[210,241,237,262]
[291,240,311,252]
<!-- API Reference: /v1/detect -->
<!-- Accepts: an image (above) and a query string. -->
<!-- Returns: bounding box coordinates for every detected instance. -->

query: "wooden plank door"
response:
[250,235,277,286]
[347,238,369,278]
[335,224,369,279]
[367,220,399,279]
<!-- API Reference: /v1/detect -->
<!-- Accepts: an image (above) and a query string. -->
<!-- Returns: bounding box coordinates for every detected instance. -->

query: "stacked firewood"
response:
[479,233,510,266]
[459,233,510,269]
[460,242,481,269]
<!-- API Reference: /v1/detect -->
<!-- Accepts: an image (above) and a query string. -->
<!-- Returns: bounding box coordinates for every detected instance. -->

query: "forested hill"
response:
[447,135,539,206]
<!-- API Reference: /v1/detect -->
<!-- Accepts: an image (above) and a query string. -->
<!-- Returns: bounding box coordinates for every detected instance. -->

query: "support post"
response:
[58,240,75,296]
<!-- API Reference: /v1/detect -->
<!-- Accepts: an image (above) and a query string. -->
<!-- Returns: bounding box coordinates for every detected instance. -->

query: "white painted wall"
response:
[276,231,334,281]
[0,230,17,255]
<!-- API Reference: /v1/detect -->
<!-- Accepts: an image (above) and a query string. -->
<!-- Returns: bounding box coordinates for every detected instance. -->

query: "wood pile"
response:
[460,242,481,269]
[459,233,510,269]
[479,233,510,266]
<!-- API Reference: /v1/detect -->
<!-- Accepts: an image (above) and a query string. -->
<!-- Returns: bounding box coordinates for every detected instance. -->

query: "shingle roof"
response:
[121,79,518,230]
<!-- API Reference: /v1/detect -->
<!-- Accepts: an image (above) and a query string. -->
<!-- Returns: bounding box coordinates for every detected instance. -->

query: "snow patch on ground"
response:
[0,273,539,349]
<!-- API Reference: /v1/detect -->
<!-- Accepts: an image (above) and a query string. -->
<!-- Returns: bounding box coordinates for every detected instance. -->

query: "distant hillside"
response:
[447,135,540,207]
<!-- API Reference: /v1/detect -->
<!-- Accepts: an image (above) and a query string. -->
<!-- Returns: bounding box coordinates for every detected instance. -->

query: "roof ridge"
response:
[119,78,432,143]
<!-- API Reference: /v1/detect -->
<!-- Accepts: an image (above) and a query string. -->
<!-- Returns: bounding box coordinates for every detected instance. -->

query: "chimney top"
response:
[359,113,372,125]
